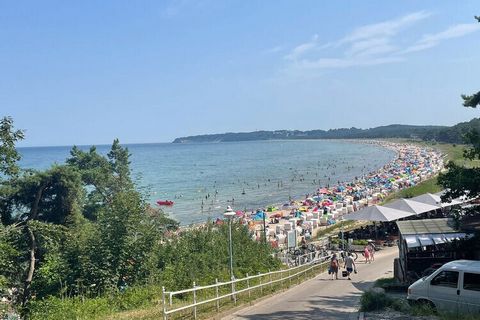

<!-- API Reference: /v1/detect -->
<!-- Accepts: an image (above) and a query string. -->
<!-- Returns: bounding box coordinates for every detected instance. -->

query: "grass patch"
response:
[27,285,161,320]
[359,290,407,312]
[374,277,397,288]
[315,220,358,239]
[381,177,442,204]
[374,277,408,293]
[410,303,480,320]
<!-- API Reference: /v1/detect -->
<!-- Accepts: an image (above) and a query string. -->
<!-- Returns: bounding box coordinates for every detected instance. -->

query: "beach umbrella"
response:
[319,188,329,194]
[384,198,438,214]
[343,205,413,222]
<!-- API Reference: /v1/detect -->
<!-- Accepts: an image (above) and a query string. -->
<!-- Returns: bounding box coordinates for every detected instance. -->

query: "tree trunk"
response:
[29,182,47,220]
[22,225,36,306]
[22,182,47,305]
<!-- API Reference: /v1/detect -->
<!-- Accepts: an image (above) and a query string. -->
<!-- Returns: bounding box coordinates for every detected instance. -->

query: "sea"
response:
[18,140,396,225]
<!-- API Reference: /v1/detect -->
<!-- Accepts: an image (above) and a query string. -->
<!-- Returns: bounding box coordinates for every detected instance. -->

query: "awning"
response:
[405,235,420,248]
[410,192,463,208]
[384,198,439,214]
[344,205,413,222]
[404,232,467,248]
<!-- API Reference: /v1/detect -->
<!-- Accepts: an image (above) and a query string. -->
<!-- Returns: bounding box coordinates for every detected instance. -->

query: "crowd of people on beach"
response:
[226,142,444,247]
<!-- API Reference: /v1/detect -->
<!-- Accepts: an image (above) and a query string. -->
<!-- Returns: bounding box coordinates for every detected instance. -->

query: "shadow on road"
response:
[234,290,370,319]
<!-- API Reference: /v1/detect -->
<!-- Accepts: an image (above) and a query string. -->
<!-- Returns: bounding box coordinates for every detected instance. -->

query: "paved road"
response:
[222,247,398,320]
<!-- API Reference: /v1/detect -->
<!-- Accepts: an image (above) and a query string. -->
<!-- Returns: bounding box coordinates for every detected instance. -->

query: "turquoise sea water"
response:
[18,140,396,225]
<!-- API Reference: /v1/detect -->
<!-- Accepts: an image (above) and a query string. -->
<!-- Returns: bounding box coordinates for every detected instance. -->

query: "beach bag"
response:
[342,271,348,277]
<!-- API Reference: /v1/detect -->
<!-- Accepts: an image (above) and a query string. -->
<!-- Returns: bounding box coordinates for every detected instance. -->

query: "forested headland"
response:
[0,117,280,319]
[173,117,480,144]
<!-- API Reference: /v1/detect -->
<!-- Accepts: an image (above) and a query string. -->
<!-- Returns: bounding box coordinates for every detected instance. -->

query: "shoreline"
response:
[166,139,397,226]
[177,140,444,237]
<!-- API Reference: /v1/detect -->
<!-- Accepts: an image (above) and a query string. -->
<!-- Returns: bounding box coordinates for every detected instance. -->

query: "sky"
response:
[1,1,480,147]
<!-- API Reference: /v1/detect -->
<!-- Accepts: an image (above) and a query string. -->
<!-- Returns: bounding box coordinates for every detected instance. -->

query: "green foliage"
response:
[440,29,480,202]
[0,225,23,291]
[0,118,282,319]
[173,117,480,145]
[352,239,368,245]
[360,291,394,312]
[374,277,397,288]
[27,285,160,320]
[315,220,356,238]
[439,162,480,200]
[0,116,24,178]
[462,91,480,108]
[158,223,280,290]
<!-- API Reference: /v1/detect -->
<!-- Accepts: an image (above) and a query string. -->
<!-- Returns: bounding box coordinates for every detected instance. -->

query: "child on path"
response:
[368,243,375,262]
[364,246,370,263]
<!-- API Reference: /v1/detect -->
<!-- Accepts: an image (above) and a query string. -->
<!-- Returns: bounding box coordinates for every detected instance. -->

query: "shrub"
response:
[359,291,394,312]
[352,239,368,245]
[27,285,160,320]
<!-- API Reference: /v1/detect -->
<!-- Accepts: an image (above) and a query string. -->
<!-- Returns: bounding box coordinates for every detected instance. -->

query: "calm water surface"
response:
[18,140,396,225]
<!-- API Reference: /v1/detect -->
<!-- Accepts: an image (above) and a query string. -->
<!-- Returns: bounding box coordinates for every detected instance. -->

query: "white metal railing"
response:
[161,252,335,320]
[277,248,330,266]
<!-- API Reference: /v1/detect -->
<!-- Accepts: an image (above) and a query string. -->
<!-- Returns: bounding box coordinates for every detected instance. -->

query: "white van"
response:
[407,260,480,314]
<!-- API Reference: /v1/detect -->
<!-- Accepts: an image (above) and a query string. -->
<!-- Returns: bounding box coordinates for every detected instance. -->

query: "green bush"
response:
[359,291,394,312]
[352,239,368,245]
[410,302,436,317]
[28,296,111,320]
[27,285,160,320]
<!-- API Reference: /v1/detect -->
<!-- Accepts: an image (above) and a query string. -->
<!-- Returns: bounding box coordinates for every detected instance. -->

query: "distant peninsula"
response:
[173,118,480,144]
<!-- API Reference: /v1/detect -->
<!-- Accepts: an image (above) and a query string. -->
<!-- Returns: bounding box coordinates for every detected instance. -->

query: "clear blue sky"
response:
[2,1,479,147]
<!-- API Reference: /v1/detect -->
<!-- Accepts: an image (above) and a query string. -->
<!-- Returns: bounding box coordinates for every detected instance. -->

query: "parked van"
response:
[407,260,480,314]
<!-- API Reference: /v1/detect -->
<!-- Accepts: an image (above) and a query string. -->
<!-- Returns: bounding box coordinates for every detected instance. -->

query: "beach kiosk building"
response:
[396,218,469,283]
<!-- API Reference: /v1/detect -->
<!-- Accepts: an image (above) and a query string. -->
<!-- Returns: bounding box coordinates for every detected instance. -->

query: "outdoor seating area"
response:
[396,218,471,283]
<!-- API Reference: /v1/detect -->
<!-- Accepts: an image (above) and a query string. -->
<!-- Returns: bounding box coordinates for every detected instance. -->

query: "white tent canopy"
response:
[343,205,413,222]
[384,198,439,214]
[410,193,462,208]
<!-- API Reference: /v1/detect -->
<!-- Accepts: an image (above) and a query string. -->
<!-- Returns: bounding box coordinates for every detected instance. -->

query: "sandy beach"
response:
[235,140,444,246]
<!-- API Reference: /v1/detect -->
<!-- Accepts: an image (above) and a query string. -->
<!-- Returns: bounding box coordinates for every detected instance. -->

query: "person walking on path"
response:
[368,243,375,262]
[364,246,370,263]
[344,253,356,280]
[330,254,339,280]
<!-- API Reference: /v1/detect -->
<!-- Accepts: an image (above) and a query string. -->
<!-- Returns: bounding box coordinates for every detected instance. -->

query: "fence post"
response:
[298,266,301,285]
[246,273,250,299]
[269,269,272,292]
[193,281,197,320]
[162,286,167,320]
[231,276,237,305]
[215,278,219,311]
[288,268,291,287]
[258,272,263,295]
[169,292,172,307]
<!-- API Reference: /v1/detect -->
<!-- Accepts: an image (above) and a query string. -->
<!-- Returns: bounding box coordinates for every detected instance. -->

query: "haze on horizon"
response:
[2,0,480,147]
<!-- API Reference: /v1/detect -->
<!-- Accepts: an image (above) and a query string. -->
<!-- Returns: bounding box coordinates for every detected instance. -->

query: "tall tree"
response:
[2,165,83,304]
[0,116,24,179]
[438,17,480,202]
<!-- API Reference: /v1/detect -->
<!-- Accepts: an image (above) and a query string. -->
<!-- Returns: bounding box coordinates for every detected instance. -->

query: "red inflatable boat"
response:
[157,200,174,206]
